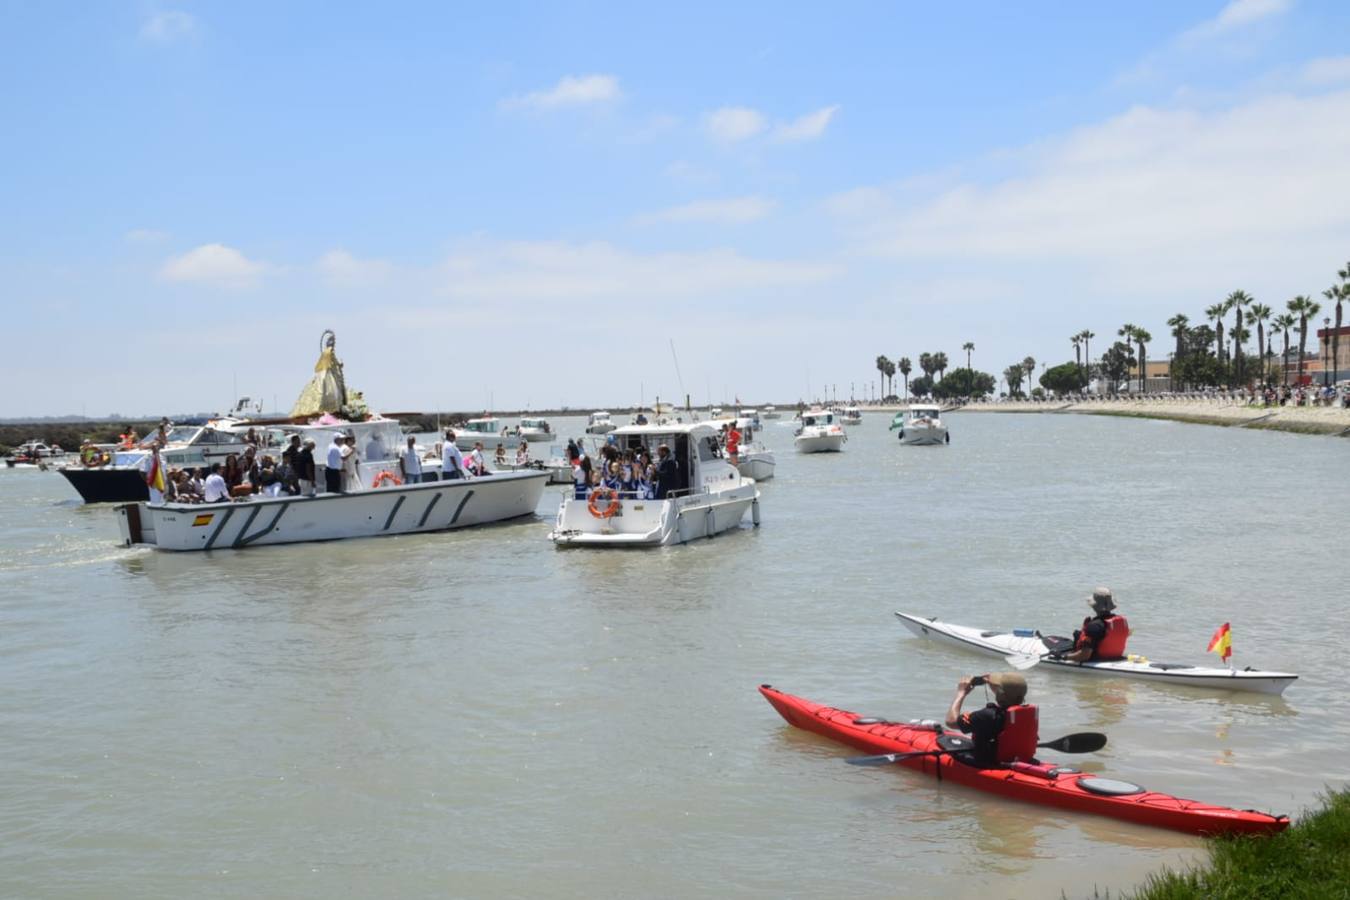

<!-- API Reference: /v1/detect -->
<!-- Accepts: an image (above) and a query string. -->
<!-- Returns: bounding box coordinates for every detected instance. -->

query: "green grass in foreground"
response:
[1079,789,1350,900]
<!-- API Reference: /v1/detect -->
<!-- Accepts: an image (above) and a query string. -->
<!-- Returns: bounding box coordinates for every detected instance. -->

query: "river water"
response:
[2,412,1347,899]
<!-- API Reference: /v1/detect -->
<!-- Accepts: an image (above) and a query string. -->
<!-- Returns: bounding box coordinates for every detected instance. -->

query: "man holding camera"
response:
[945,672,1039,767]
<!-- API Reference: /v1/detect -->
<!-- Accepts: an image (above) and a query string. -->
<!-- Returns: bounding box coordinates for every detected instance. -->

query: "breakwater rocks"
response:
[959,399,1350,436]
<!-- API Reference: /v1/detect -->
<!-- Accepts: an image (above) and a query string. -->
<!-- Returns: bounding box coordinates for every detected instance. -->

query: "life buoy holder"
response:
[372,471,403,488]
[587,487,620,518]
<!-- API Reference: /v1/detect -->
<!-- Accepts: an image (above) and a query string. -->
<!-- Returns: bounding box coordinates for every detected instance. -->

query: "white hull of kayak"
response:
[116,470,550,552]
[894,612,1296,696]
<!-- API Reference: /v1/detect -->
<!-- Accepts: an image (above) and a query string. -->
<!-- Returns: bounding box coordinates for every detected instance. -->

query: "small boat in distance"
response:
[794,409,846,453]
[893,613,1297,695]
[549,422,760,547]
[585,411,616,435]
[892,404,948,445]
[517,417,555,444]
[761,405,781,419]
[737,408,761,429]
[839,406,863,426]
[454,417,521,449]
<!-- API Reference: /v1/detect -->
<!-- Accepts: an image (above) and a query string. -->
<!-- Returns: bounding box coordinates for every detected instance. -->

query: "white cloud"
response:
[1302,56,1350,85]
[438,239,835,304]
[1210,0,1292,31]
[140,10,197,43]
[159,244,265,285]
[854,88,1350,295]
[773,105,840,142]
[704,106,766,142]
[316,250,392,286]
[502,74,622,110]
[634,196,774,226]
[124,228,170,244]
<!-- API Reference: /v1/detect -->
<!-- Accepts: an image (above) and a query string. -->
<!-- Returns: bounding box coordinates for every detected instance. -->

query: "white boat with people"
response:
[454,417,522,450]
[5,440,66,468]
[585,411,616,435]
[113,330,551,551]
[517,417,555,444]
[761,405,781,419]
[737,408,761,429]
[894,612,1297,696]
[710,414,775,481]
[838,405,863,426]
[892,403,948,445]
[548,422,760,547]
[793,409,847,453]
[58,419,259,502]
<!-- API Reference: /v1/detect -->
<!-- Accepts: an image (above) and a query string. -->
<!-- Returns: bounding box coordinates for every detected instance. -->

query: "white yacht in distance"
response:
[585,411,616,435]
[737,408,761,429]
[517,417,555,444]
[549,422,760,547]
[794,409,847,453]
[454,417,522,449]
[761,405,781,419]
[892,403,949,445]
[839,406,863,426]
[711,415,774,481]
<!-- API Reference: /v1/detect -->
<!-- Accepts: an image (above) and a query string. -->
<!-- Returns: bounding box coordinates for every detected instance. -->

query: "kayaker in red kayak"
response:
[944,672,1039,766]
[1061,586,1131,662]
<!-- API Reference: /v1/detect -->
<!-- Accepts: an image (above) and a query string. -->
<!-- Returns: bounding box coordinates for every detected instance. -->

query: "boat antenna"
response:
[669,339,686,399]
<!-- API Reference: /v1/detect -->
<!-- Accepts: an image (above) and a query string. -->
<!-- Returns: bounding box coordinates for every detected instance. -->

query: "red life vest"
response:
[1077,613,1130,660]
[996,704,1039,763]
[727,429,741,455]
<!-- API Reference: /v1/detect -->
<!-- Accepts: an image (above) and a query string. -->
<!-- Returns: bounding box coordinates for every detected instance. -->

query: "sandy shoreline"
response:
[956,399,1350,435]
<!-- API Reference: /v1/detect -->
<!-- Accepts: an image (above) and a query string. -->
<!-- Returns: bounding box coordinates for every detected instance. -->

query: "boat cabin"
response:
[607,422,738,497]
[908,405,941,421]
[520,417,551,433]
[800,410,836,428]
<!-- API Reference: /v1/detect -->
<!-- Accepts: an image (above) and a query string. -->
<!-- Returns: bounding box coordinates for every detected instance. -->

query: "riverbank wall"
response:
[958,399,1350,436]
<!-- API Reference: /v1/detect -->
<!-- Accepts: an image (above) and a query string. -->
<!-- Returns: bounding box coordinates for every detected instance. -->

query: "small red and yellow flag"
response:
[1207,622,1232,663]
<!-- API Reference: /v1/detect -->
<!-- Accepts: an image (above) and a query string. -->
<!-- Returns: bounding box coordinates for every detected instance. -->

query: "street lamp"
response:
[1324,318,1332,387]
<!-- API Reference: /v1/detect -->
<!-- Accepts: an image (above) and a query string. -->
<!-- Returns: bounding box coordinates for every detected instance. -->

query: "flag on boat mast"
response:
[1207,622,1232,663]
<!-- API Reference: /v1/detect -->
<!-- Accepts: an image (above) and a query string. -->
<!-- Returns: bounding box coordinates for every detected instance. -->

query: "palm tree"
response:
[1134,328,1151,393]
[1227,290,1251,384]
[1205,303,1226,364]
[1246,304,1272,386]
[1287,296,1322,384]
[1004,364,1024,397]
[1272,313,1296,386]
[1167,314,1189,391]
[1080,330,1095,389]
[962,341,974,375]
[1118,324,1137,391]
[1022,356,1035,392]
[919,352,934,383]
[875,355,890,400]
[1324,280,1345,386]
[1071,333,1082,380]
[933,351,949,382]
[898,357,912,399]
[884,359,896,399]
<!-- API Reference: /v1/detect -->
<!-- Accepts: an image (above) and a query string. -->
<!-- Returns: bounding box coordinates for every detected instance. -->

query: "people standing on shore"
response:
[1062,587,1131,663]
[399,435,423,484]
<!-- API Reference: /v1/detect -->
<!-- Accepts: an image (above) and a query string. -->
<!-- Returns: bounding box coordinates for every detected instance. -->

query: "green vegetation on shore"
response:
[1127,789,1350,900]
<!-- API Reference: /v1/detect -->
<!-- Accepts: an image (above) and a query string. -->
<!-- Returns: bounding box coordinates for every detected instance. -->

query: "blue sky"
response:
[3,1,1350,416]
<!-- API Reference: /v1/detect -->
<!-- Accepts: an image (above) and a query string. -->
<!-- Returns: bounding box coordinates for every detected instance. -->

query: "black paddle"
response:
[845,731,1107,766]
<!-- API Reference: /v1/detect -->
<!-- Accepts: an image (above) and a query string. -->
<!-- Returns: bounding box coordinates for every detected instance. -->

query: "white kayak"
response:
[894,612,1297,696]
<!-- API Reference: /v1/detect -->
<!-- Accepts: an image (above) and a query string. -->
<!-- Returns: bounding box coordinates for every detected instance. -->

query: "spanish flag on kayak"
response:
[1207,622,1232,663]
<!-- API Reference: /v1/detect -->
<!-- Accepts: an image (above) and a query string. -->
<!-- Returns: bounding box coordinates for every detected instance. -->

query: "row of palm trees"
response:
[875,351,956,399]
[1076,260,1348,392]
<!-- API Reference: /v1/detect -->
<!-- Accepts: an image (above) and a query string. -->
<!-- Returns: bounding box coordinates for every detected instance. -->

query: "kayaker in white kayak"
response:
[1060,587,1131,663]
[944,672,1039,766]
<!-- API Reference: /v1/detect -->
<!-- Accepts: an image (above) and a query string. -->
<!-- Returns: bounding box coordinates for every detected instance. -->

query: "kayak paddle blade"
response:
[1038,732,1107,754]
[1004,652,1043,671]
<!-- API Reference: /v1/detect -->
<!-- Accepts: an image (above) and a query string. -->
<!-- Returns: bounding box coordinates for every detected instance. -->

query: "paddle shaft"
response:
[846,731,1106,766]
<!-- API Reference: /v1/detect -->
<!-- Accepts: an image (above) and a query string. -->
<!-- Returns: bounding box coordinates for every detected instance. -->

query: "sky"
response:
[3,0,1350,417]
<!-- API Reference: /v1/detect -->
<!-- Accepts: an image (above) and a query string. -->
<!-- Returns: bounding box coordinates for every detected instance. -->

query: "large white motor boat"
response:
[892,404,948,445]
[117,467,549,552]
[548,422,760,547]
[839,406,863,426]
[58,422,259,503]
[710,415,775,481]
[794,409,847,453]
[454,417,522,450]
[761,405,781,419]
[584,411,616,435]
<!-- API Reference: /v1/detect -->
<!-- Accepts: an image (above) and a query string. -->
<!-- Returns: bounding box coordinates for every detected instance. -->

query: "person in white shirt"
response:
[514,441,529,466]
[399,435,423,484]
[325,434,344,493]
[470,441,487,476]
[204,463,230,503]
[366,433,387,462]
[441,430,468,480]
[340,435,360,492]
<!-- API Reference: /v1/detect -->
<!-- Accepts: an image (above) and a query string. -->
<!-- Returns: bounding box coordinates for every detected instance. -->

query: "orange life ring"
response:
[372,471,404,488]
[587,486,620,518]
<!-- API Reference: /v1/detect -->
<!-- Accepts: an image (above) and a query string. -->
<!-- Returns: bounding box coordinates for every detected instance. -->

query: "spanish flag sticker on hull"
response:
[192,513,214,527]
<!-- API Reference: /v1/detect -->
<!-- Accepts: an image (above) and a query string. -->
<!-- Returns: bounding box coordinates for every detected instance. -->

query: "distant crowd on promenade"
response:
[960,384,1350,408]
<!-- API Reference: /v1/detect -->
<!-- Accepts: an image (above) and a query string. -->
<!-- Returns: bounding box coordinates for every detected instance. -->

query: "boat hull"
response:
[584,424,616,435]
[899,424,947,445]
[894,612,1296,695]
[60,466,151,503]
[794,433,846,453]
[735,449,775,481]
[116,470,550,551]
[760,685,1288,836]
[549,484,760,547]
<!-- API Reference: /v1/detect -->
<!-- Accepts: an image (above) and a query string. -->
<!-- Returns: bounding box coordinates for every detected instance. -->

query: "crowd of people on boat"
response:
[563,437,680,501]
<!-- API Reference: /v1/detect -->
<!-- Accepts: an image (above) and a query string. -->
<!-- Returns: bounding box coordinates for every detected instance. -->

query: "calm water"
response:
[2,413,1347,899]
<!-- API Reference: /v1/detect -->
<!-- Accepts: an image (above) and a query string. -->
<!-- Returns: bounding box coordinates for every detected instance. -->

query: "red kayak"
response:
[760,684,1288,836]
